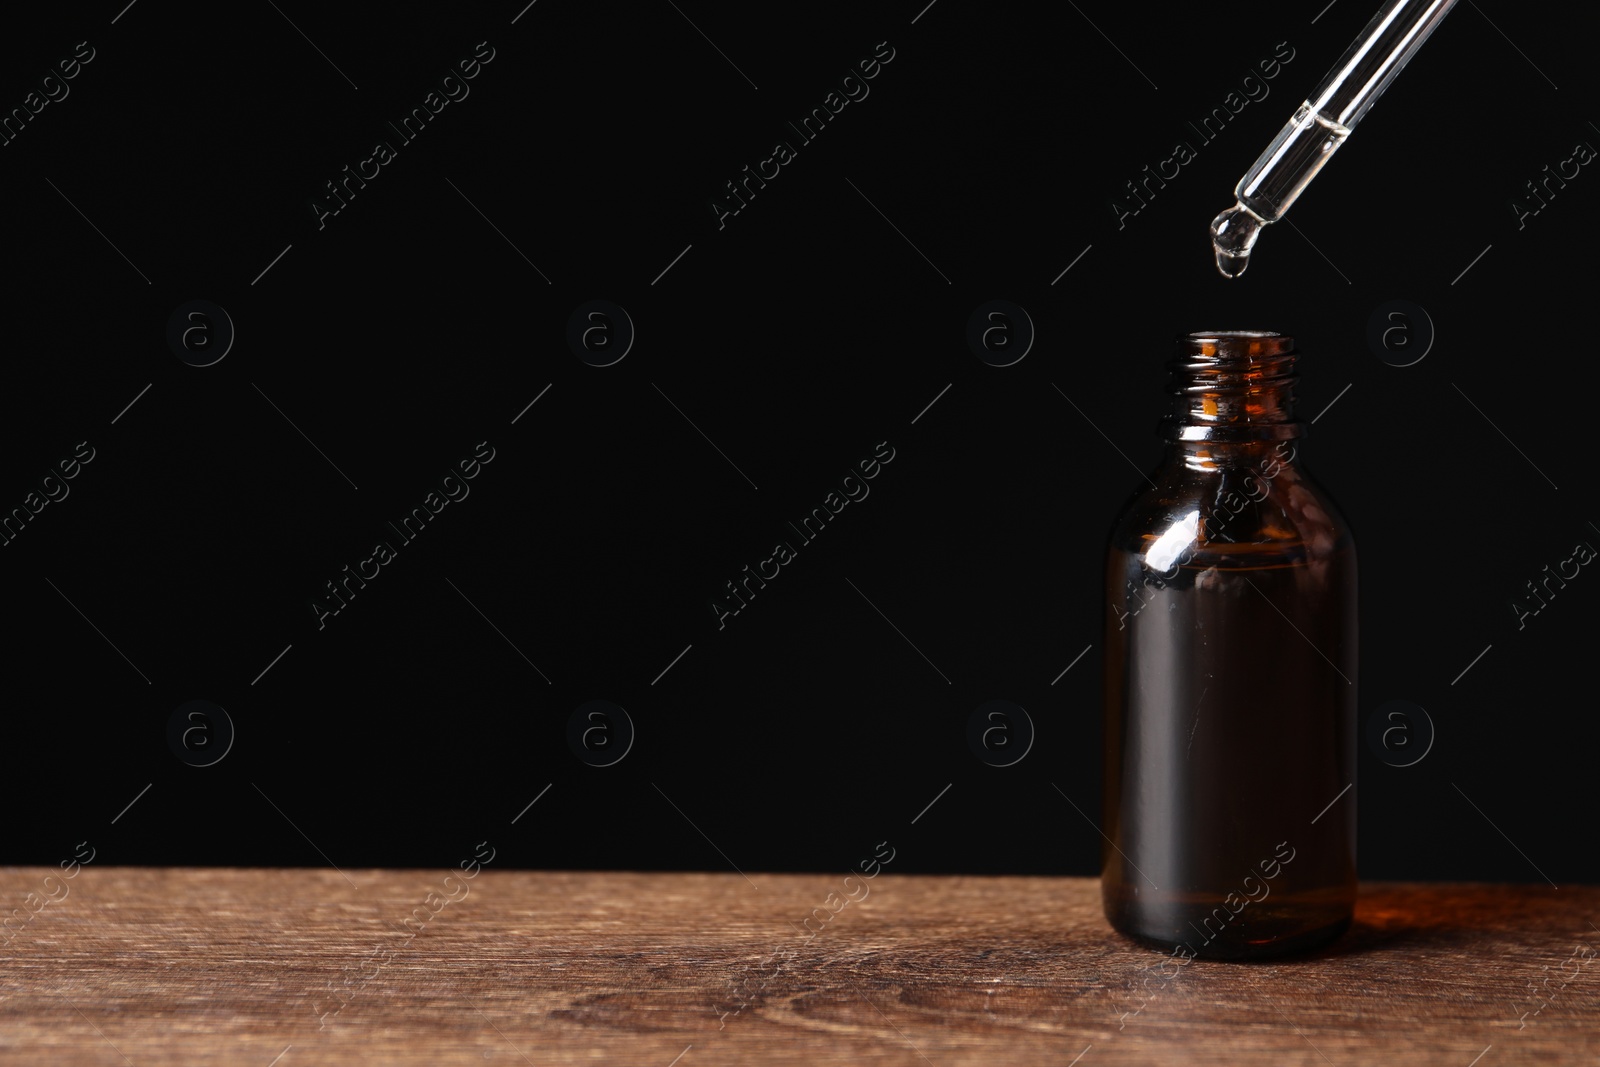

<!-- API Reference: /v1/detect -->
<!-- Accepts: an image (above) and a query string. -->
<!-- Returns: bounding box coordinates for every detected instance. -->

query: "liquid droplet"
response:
[1214,246,1250,279]
[1210,204,1264,279]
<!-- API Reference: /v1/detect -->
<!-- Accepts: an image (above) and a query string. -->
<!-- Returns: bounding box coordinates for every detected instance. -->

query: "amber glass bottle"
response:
[1101,331,1356,960]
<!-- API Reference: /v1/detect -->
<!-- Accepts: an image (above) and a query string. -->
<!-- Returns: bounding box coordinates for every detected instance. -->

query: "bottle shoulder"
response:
[1108,461,1354,569]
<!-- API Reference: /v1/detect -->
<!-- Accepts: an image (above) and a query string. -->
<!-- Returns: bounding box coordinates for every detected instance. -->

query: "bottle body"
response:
[1101,331,1356,960]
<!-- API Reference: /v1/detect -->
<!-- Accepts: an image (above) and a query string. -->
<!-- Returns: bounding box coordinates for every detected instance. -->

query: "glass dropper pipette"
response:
[1210,0,1459,277]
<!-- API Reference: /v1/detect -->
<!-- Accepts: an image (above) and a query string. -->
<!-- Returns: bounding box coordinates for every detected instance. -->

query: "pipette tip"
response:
[1210,203,1263,279]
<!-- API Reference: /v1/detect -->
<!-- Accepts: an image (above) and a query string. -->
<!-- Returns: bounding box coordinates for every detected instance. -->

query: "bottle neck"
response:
[1162,331,1304,450]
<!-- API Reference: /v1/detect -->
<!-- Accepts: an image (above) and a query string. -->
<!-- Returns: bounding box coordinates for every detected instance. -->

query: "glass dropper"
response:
[1210,0,1459,278]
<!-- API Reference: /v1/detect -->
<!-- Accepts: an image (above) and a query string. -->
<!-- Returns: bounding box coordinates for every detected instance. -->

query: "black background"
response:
[1,1,1594,884]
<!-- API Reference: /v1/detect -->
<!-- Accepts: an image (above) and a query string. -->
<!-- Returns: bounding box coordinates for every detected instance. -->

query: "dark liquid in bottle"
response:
[1103,540,1356,958]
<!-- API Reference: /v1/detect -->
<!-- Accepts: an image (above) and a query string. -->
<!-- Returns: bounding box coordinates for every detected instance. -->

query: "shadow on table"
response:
[1288,882,1559,963]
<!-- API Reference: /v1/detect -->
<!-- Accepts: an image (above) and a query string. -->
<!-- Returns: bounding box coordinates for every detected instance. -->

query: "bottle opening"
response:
[1181,331,1294,360]
[1165,330,1301,442]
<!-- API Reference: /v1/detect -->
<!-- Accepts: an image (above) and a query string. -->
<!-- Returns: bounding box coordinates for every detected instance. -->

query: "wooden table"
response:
[2,868,1595,1065]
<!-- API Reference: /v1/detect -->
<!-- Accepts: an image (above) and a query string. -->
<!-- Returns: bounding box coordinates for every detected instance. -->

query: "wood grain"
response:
[0,868,1595,1065]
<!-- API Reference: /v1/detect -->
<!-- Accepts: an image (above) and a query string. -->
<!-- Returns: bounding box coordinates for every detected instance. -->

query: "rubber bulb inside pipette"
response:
[1210,203,1263,279]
